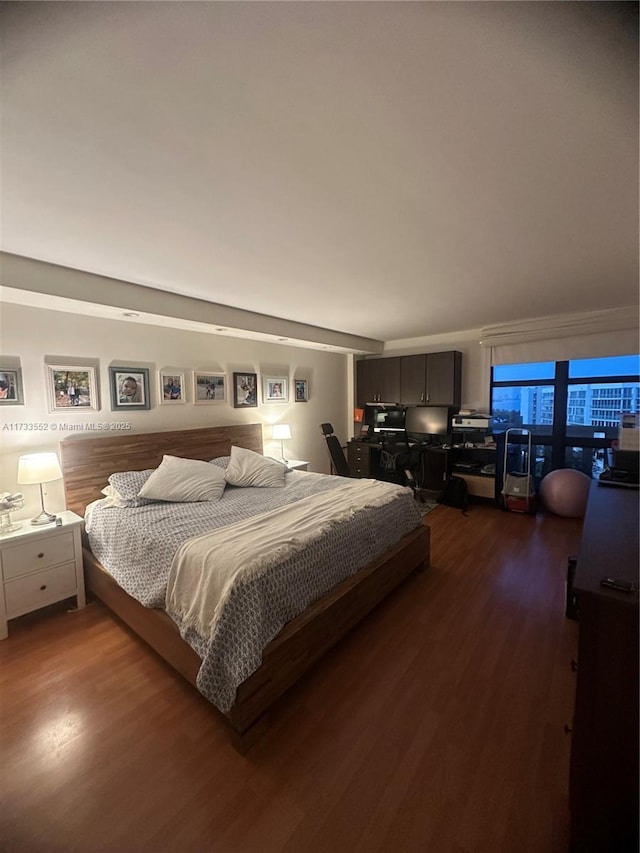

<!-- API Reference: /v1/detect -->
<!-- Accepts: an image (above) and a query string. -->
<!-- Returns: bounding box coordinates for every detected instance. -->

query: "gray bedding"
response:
[85,467,422,712]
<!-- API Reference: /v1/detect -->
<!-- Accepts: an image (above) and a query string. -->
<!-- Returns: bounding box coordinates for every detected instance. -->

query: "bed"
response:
[60,424,430,751]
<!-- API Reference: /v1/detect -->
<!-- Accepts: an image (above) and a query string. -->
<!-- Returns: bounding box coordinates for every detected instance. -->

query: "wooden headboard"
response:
[60,423,264,516]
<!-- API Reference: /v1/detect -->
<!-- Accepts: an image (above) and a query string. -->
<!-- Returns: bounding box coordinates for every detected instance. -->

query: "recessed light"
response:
[123,312,139,318]
[215,327,227,332]
[278,338,288,342]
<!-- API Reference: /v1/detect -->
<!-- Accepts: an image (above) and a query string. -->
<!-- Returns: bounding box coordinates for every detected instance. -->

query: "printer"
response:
[452,414,492,431]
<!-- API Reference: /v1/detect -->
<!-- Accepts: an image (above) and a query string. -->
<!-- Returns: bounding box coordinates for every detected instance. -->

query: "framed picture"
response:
[109,366,150,411]
[0,367,24,405]
[47,365,99,412]
[159,371,186,404]
[294,379,308,402]
[194,372,227,404]
[232,372,258,408]
[262,375,289,403]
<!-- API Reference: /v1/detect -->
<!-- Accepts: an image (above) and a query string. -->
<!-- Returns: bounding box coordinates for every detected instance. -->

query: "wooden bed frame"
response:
[60,424,430,752]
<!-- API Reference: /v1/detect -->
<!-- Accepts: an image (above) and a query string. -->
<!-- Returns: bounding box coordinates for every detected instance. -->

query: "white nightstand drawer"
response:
[2,531,75,580]
[4,562,78,619]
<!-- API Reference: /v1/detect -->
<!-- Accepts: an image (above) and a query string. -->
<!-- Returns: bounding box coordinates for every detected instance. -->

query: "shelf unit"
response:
[449,443,497,500]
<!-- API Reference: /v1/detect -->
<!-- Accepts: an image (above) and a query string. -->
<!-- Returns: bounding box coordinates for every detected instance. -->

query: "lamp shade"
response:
[272,424,292,441]
[17,452,63,485]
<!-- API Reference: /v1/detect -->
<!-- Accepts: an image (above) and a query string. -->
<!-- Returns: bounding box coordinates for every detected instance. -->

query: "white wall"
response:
[0,303,349,520]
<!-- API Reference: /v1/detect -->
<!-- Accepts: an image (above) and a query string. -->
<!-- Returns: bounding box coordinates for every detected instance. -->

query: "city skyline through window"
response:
[492,355,639,432]
[491,354,639,478]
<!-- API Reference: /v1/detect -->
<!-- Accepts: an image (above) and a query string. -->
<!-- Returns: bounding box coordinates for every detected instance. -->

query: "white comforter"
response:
[166,479,408,639]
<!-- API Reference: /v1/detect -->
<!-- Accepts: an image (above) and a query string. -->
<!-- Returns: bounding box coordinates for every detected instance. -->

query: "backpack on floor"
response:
[439,475,469,511]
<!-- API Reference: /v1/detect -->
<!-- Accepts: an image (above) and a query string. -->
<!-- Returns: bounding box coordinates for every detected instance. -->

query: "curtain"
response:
[481,307,639,366]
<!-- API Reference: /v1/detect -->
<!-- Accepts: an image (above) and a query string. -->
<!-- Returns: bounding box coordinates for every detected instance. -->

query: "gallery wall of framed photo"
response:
[4,362,311,414]
[0,301,350,515]
[2,360,311,413]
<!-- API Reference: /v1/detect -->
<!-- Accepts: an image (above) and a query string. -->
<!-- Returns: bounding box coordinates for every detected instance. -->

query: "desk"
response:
[347,440,448,491]
[569,481,639,852]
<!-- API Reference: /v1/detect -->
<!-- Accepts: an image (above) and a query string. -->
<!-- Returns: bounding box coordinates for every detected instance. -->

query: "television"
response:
[405,406,452,439]
[371,406,406,435]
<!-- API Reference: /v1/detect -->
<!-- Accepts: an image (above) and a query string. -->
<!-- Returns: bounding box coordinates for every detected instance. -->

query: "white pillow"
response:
[224,445,287,488]
[100,484,132,508]
[138,455,227,502]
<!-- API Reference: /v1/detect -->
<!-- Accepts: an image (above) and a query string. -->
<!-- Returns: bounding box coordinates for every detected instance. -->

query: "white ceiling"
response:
[1,1,638,345]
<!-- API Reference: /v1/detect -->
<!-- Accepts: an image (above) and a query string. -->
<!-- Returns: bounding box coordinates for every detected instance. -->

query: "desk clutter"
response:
[346,436,498,503]
[347,404,499,501]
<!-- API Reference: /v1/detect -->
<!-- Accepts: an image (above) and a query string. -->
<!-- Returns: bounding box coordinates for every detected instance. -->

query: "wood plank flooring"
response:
[0,503,583,853]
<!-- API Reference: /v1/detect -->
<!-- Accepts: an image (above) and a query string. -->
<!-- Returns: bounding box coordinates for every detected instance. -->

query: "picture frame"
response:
[0,367,24,406]
[159,371,186,404]
[232,372,258,408]
[194,372,227,404]
[294,379,308,403]
[109,366,150,411]
[262,375,289,403]
[47,365,99,412]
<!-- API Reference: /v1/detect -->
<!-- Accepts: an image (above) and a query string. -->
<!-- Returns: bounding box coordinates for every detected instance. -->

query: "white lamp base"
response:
[31,511,57,526]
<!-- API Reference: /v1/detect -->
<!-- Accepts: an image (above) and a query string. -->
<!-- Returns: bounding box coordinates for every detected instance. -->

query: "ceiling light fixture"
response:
[123,312,139,318]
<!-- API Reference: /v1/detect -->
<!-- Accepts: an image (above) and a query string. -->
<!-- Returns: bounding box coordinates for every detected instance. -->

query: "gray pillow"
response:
[209,456,230,469]
[138,455,227,502]
[108,469,157,506]
[224,445,287,488]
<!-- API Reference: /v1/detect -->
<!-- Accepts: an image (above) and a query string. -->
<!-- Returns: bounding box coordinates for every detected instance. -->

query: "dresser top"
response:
[576,481,639,605]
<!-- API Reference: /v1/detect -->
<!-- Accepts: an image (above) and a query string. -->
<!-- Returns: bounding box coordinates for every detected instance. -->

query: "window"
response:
[491,354,639,479]
[566,356,640,439]
[491,362,555,434]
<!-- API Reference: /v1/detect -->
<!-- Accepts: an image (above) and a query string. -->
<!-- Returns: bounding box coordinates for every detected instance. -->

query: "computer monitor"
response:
[371,406,406,435]
[405,405,451,439]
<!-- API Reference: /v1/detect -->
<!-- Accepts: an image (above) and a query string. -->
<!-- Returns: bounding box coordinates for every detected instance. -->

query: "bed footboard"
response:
[82,524,430,752]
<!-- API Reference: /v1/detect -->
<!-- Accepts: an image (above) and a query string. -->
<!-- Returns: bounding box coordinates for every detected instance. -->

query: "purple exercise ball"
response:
[540,468,591,518]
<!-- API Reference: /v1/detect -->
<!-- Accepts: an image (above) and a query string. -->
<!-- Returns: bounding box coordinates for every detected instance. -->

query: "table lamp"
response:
[17,452,63,525]
[272,423,292,462]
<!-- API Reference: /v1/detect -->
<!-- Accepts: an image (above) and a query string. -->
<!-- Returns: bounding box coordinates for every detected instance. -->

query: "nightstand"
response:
[287,460,309,472]
[0,510,86,639]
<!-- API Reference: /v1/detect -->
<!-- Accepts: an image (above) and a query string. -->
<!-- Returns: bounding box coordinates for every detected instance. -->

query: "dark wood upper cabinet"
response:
[399,355,427,404]
[357,351,462,409]
[356,357,401,406]
[400,351,462,407]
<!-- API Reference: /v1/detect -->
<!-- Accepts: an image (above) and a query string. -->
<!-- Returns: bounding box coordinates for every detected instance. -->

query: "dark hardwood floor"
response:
[0,503,583,853]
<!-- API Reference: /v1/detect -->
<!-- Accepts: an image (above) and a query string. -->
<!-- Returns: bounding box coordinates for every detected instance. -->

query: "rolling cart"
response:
[501,428,536,513]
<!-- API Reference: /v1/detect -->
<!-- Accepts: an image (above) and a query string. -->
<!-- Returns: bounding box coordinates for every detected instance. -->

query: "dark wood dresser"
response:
[570,481,639,852]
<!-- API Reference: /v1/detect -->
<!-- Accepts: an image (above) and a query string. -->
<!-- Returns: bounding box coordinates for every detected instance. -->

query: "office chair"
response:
[320,423,350,477]
[380,434,421,492]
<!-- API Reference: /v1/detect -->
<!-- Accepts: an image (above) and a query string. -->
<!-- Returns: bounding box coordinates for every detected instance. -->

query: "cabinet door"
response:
[425,351,462,407]
[400,355,427,403]
[376,357,401,403]
[356,360,379,407]
[356,358,400,406]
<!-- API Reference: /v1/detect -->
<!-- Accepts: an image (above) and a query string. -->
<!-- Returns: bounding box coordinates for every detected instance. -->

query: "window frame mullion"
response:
[551,361,569,470]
